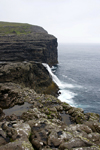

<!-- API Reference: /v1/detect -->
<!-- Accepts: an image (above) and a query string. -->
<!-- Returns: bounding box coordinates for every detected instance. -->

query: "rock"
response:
[0,108,5,121]
[59,137,93,150]
[49,107,57,112]
[85,121,100,133]
[29,118,67,149]
[0,137,7,146]
[72,147,100,150]
[61,102,71,111]
[0,82,100,149]
[43,81,59,96]
[73,112,88,124]
[21,108,47,121]
[41,106,60,120]
[48,130,62,147]
[0,120,33,150]
[0,140,34,150]
[0,22,58,66]
[0,85,20,108]
[0,61,58,95]
[56,105,63,111]
[86,112,100,122]
[28,117,100,149]
[66,107,88,124]
[0,129,7,146]
[5,114,18,121]
[77,124,92,134]
[88,132,100,144]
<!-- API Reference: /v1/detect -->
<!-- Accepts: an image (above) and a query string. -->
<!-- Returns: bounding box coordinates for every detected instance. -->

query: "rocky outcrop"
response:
[0,22,58,66]
[0,120,34,150]
[0,82,100,149]
[0,61,58,95]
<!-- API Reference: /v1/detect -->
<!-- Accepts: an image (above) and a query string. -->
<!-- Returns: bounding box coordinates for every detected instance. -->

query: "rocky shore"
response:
[0,22,100,150]
[0,79,100,150]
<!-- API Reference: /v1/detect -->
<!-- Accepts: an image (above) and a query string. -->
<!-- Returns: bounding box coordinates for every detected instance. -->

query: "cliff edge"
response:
[0,22,58,66]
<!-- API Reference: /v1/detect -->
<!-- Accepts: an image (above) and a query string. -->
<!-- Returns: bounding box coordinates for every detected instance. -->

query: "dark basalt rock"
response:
[0,82,100,149]
[0,61,58,94]
[0,22,58,66]
[0,120,33,150]
[0,108,5,121]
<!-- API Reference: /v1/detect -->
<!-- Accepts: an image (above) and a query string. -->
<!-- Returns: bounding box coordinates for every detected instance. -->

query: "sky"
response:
[0,0,100,44]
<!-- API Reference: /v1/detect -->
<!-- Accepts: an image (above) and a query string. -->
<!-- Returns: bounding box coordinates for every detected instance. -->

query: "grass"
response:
[0,21,30,27]
[0,21,33,35]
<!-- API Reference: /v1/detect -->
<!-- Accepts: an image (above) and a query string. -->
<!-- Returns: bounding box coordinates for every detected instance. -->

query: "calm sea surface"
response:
[53,43,100,114]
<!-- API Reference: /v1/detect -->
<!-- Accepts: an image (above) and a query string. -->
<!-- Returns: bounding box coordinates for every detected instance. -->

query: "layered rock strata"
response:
[0,22,58,66]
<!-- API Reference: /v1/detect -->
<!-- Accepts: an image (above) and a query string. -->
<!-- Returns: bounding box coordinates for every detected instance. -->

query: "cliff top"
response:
[0,21,56,41]
[0,21,58,66]
[0,21,48,35]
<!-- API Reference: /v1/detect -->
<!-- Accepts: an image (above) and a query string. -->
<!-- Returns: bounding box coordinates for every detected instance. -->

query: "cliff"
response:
[0,22,58,66]
[0,61,58,95]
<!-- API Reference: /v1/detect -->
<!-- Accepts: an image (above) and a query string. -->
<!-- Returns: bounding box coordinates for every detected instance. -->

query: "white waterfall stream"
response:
[42,63,76,106]
[42,63,63,88]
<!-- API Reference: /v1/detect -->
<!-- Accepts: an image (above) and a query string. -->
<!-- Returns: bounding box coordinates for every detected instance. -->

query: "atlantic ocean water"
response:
[52,44,100,115]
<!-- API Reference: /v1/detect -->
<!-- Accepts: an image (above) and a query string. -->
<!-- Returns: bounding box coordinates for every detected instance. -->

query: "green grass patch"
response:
[0,21,33,35]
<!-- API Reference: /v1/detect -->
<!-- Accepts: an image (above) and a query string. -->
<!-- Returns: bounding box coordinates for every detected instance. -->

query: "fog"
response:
[0,0,100,43]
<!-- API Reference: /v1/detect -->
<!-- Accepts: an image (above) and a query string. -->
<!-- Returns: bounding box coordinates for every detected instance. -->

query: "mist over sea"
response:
[52,43,100,114]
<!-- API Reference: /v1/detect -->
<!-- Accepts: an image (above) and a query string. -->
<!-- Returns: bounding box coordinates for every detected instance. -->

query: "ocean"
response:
[52,43,100,115]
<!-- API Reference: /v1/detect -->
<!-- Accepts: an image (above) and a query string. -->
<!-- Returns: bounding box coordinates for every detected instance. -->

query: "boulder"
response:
[0,120,33,150]
[0,108,5,121]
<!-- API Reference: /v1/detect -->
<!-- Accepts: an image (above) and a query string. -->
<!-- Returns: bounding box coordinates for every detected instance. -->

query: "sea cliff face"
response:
[0,22,58,66]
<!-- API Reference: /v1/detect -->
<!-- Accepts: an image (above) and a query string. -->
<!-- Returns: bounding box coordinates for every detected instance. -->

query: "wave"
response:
[58,89,77,106]
[62,75,78,84]
[62,75,68,78]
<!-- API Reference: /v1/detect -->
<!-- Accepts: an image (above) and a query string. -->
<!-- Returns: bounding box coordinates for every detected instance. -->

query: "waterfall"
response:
[42,63,74,89]
[42,63,76,106]
[42,63,63,88]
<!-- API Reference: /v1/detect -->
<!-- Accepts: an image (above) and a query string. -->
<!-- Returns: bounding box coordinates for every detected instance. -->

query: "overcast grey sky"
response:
[0,0,100,43]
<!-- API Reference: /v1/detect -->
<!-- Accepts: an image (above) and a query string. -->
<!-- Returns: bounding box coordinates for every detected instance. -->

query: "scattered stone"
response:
[0,108,5,121]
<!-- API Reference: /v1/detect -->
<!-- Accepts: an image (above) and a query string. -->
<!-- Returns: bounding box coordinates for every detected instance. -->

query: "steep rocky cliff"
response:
[0,61,58,95]
[0,22,58,66]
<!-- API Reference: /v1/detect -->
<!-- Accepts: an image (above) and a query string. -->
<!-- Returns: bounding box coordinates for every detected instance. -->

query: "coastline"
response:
[0,22,100,149]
